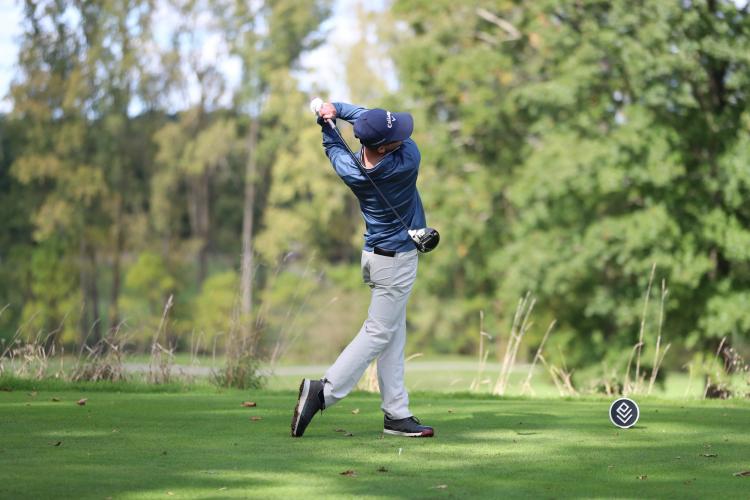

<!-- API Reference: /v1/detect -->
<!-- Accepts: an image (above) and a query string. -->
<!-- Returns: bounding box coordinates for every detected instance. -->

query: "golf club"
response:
[310,98,440,253]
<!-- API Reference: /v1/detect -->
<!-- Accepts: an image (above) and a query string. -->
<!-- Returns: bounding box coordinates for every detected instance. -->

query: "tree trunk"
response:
[189,167,211,288]
[109,195,123,332]
[196,170,211,286]
[79,239,102,345]
[88,245,101,344]
[79,239,101,346]
[240,118,259,347]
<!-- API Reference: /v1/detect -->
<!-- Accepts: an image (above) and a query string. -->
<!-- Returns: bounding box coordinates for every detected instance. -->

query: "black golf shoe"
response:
[291,378,325,437]
[383,415,434,437]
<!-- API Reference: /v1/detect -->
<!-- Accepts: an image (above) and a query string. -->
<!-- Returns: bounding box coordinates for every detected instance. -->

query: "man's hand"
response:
[318,102,336,120]
[311,97,337,120]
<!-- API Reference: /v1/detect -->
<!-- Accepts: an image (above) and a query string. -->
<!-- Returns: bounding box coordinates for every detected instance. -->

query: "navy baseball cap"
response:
[353,108,414,148]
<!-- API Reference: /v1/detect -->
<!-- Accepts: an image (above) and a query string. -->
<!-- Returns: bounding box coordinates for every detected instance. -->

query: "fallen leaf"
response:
[112,428,120,433]
[734,471,750,477]
[351,408,360,415]
[434,484,448,489]
[51,397,60,402]
[218,487,227,491]
[637,475,648,480]
[241,401,256,407]
[377,467,388,473]
[51,441,62,447]
[700,453,718,458]
[77,398,87,406]
[250,416,262,421]
[340,470,356,477]
[607,465,615,469]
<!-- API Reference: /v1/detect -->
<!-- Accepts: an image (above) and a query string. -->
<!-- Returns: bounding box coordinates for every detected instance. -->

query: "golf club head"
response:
[408,227,440,253]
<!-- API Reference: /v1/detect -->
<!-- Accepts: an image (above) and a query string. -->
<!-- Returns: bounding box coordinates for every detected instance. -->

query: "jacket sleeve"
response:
[333,102,367,124]
[319,115,360,178]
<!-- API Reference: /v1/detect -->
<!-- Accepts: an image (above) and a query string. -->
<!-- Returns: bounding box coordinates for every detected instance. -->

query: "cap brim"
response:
[390,112,414,142]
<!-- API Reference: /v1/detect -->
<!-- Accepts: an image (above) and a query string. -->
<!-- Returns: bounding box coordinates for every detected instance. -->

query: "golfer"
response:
[291,101,434,438]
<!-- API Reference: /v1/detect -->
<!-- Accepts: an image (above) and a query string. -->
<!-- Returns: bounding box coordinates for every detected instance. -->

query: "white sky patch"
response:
[3,0,750,113]
[296,0,361,102]
[127,1,244,115]
[0,0,396,114]
[297,0,396,103]
[0,2,22,113]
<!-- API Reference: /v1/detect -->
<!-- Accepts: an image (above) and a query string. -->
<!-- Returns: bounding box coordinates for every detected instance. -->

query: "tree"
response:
[213,0,332,350]
[390,0,750,363]
[10,0,158,345]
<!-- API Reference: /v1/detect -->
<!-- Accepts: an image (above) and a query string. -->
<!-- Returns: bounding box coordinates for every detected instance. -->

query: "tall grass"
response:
[623,265,671,397]
[493,292,536,396]
[469,311,492,392]
[70,321,128,382]
[520,320,556,396]
[475,265,677,398]
[147,294,175,384]
[701,339,749,399]
[212,297,264,389]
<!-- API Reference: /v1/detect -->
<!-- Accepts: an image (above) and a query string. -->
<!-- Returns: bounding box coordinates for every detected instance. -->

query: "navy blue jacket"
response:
[320,102,426,252]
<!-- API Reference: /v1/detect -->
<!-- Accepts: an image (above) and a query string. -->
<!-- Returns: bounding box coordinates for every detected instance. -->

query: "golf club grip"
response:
[325,118,413,233]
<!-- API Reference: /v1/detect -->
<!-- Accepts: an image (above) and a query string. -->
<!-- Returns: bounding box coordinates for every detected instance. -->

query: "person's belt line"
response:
[373,247,396,257]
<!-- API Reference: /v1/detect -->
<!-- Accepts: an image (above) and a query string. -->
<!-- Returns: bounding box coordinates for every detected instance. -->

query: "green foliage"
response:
[19,238,81,345]
[391,0,750,364]
[2,0,750,367]
[120,252,177,343]
[192,270,239,351]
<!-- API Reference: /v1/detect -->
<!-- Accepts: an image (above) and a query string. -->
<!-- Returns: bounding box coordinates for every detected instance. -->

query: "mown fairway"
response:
[1,388,749,499]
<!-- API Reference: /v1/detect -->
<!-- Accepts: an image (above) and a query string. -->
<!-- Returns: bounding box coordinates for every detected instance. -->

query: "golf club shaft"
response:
[325,118,413,233]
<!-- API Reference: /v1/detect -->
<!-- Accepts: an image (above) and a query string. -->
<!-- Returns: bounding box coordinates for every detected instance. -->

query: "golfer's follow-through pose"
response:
[291,100,435,438]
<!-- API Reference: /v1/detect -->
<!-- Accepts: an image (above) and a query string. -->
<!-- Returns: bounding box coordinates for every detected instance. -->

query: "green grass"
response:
[2,388,749,499]
[0,375,202,393]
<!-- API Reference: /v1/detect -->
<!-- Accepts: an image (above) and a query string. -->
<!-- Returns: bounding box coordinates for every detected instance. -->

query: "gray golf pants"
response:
[323,249,418,419]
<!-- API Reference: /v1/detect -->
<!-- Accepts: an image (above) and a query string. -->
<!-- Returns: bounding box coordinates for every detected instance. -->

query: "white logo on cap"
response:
[386,111,396,128]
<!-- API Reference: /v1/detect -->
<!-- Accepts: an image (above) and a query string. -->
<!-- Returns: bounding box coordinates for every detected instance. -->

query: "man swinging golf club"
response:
[291,99,438,438]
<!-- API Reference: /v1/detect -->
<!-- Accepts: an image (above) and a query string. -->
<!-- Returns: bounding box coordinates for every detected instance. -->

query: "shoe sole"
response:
[383,428,434,437]
[291,379,310,437]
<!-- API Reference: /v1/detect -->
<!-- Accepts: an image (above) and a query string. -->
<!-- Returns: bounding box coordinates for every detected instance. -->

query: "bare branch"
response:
[476,7,521,41]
